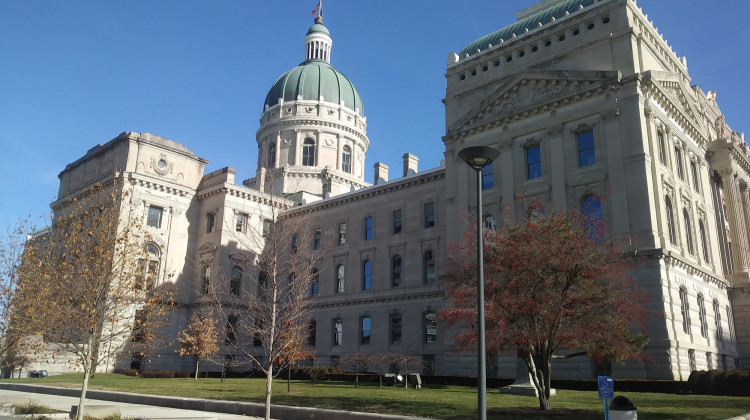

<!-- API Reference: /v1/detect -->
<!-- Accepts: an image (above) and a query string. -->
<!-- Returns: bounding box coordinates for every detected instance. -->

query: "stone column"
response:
[721,170,750,279]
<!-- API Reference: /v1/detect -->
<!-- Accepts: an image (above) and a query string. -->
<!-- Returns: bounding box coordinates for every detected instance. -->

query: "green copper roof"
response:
[458,0,597,58]
[306,22,330,36]
[264,60,364,116]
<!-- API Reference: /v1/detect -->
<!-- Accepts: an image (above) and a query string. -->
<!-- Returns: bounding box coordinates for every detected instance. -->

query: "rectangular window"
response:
[526,145,541,179]
[206,212,215,233]
[262,219,272,237]
[675,148,684,180]
[364,216,373,240]
[391,314,402,344]
[577,131,595,167]
[658,131,667,164]
[361,317,371,345]
[147,206,163,228]
[481,163,494,189]
[225,314,237,345]
[392,209,402,234]
[338,222,347,245]
[201,265,210,294]
[236,213,247,233]
[424,202,435,228]
[425,312,437,343]
[691,161,700,192]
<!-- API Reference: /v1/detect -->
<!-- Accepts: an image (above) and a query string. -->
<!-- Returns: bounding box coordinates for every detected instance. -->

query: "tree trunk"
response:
[194,358,200,380]
[265,365,273,420]
[287,368,291,392]
[355,372,359,388]
[77,339,95,420]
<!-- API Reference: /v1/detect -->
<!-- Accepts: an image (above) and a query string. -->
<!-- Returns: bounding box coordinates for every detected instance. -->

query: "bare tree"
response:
[201,192,321,420]
[341,352,369,387]
[177,313,219,380]
[389,353,422,390]
[13,178,175,420]
[369,353,392,389]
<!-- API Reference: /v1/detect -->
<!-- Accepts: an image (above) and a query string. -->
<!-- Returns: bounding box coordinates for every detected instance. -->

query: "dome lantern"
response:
[304,15,332,63]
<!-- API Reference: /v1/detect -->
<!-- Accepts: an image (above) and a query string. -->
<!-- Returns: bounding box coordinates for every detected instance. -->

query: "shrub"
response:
[118,368,139,377]
[697,369,720,394]
[14,401,57,415]
[687,370,704,394]
[174,370,190,378]
[141,370,176,378]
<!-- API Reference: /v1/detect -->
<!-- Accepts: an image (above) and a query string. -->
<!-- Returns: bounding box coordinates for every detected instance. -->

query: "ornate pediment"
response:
[446,70,621,140]
[197,242,217,256]
[644,71,709,145]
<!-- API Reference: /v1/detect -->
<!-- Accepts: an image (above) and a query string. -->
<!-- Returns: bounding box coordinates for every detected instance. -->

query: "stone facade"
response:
[28,0,748,380]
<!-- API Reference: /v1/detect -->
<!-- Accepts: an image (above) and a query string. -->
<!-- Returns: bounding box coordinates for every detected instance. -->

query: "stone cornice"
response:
[312,290,444,309]
[284,168,446,217]
[197,182,295,210]
[256,116,370,149]
[125,172,196,199]
[661,250,730,290]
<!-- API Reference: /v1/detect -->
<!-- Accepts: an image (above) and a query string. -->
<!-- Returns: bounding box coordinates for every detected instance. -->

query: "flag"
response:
[311,1,321,17]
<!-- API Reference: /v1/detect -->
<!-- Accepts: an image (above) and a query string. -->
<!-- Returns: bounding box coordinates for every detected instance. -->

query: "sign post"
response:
[598,376,614,420]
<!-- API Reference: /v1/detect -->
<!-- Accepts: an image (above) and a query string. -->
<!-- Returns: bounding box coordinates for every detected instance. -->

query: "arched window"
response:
[267,142,276,168]
[684,209,694,255]
[336,264,345,293]
[665,197,676,243]
[423,250,436,284]
[425,311,437,343]
[362,260,371,290]
[360,316,371,345]
[679,287,690,334]
[342,145,352,173]
[138,243,161,289]
[391,255,402,287]
[333,318,343,346]
[230,266,243,296]
[697,294,708,338]
[713,299,723,343]
[313,230,321,250]
[311,268,319,296]
[699,221,709,261]
[581,195,603,242]
[302,138,315,166]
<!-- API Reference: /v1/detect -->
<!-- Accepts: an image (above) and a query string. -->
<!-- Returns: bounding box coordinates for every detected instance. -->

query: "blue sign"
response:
[598,376,614,399]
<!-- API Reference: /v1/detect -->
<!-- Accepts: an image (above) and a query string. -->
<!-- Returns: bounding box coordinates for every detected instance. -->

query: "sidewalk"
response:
[0,387,262,419]
[0,383,431,420]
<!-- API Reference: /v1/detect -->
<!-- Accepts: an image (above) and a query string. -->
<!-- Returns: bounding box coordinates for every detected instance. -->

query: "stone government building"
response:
[34,0,749,380]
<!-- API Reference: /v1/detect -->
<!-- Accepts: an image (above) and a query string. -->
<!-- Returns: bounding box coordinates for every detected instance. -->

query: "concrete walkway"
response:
[0,387,262,419]
[0,383,431,420]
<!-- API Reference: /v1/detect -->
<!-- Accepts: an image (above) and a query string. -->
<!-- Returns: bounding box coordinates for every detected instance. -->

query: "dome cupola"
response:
[256,14,370,201]
[305,15,332,62]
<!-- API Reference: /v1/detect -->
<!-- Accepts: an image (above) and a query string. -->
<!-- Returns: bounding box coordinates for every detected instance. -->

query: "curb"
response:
[0,383,433,420]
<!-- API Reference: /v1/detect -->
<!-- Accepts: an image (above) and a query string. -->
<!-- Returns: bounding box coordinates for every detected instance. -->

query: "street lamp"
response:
[458,145,500,420]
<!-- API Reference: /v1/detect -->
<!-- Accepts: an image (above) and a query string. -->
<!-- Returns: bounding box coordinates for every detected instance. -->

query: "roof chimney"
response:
[374,162,389,184]
[403,153,418,177]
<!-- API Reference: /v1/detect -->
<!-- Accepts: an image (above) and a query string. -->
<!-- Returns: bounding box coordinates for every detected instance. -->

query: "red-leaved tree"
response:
[442,201,648,410]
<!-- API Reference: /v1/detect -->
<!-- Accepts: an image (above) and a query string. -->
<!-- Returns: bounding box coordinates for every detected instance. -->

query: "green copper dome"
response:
[264,60,364,116]
[458,0,596,58]
[306,22,330,36]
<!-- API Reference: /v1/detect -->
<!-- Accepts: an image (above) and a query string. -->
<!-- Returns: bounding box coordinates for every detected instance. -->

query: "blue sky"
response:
[1,1,748,227]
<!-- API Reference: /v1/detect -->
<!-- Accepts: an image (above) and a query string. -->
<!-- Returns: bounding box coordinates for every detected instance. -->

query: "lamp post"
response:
[458,146,500,420]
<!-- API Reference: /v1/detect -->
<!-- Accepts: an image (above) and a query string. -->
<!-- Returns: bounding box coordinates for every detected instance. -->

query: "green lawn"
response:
[3,374,748,420]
